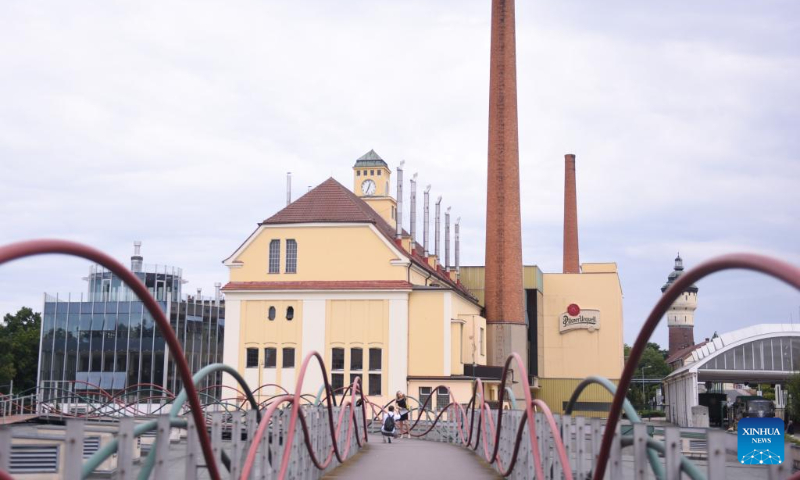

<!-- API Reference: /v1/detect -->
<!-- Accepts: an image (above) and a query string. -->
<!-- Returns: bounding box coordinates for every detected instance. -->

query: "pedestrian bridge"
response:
[2,356,798,480]
[0,241,799,480]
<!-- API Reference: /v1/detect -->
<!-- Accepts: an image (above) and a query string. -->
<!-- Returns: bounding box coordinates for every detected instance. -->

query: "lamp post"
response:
[641,365,649,408]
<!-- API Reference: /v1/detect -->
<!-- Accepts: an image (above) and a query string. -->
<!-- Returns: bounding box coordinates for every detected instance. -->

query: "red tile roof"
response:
[259,177,476,302]
[262,177,396,241]
[666,341,708,365]
[222,280,414,291]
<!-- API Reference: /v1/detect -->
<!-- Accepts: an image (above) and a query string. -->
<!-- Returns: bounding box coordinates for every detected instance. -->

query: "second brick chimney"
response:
[563,153,580,274]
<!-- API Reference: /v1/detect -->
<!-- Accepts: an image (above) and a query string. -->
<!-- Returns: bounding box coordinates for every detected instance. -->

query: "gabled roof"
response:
[262,178,394,242]
[258,177,476,303]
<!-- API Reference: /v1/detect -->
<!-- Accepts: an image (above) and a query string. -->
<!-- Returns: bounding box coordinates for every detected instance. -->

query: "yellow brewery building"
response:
[222,151,624,414]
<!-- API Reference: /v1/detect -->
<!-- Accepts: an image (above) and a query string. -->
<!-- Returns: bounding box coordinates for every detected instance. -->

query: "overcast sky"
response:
[1,0,798,347]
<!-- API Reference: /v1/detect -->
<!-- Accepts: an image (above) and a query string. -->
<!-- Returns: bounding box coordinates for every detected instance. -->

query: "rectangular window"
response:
[370,169,374,175]
[356,170,361,176]
[264,347,277,368]
[350,374,362,390]
[285,240,297,274]
[369,373,381,396]
[377,170,381,176]
[369,348,382,371]
[480,327,485,355]
[436,386,450,411]
[350,347,363,371]
[332,348,344,371]
[246,348,258,368]
[268,239,280,274]
[419,387,432,411]
[282,347,295,368]
[331,373,344,392]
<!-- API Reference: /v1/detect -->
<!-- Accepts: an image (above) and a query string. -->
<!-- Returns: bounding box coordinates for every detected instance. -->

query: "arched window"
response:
[268,306,276,321]
[268,239,280,273]
[285,239,297,273]
[286,306,294,321]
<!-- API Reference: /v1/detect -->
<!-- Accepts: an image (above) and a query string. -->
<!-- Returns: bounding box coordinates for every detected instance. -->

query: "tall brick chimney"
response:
[484,0,528,380]
[563,154,580,274]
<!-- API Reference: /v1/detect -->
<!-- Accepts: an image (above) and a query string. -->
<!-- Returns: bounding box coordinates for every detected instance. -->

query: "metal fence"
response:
[411,405,798,480]
[0,405,364,479]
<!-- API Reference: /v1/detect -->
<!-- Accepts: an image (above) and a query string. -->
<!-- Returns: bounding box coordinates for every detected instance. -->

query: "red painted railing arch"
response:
[594,253,800,480]
[0,239,223,480]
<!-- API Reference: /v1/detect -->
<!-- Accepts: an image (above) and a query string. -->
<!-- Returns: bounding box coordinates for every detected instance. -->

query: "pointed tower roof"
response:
[354,149,388,168]
[661,253,698,293]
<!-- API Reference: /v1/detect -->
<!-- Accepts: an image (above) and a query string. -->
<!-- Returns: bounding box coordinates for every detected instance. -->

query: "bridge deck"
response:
[0,414,38,425]
[324,434,501,480]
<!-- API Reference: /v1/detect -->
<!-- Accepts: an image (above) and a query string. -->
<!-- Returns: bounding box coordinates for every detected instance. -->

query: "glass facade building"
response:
[38,244,224,405]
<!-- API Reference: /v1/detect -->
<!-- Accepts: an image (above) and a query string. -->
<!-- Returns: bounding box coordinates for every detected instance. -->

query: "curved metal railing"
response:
[1,241,798,480]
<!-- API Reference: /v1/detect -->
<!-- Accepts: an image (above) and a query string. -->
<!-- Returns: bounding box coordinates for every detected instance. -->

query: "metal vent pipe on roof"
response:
[396,161,405,239]
[455,217,461,279]
[131,241,143,272]
[445,207,451,270]
[286,172,292,206]
[214,282,221,303]
[409,173,417,253]
[423,185,431,256]
[435,196,442,259]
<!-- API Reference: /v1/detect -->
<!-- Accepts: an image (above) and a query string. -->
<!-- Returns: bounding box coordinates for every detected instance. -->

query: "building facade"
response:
[222,150,624,414]
[38,244,225,407]
[460,263,624,416]
[222,152,493,407]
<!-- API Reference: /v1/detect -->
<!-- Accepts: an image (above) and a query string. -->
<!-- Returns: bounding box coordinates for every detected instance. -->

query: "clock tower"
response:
[353,149,397,227]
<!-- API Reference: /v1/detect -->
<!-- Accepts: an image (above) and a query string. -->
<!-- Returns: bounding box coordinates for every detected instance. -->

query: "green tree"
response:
[787,372,800,423]
[0,307,42,393]
[624,342,671,410]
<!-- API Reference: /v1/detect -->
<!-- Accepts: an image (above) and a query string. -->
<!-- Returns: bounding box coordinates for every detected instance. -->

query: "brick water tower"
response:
[661,254,698,356]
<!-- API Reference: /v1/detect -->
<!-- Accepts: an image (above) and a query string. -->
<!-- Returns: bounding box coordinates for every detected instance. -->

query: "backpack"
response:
[383,414,395,432]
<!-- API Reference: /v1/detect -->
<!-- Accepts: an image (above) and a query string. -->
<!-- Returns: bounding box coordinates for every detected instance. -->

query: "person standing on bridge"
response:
[381,405,400,443]
[396,391,410,438]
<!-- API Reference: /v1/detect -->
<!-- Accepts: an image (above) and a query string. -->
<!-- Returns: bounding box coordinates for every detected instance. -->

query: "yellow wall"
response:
[353,166,391,197]
[451,322,464,375]
[363,196,396,227]
[580,263,617,274]
[326,299,389,401]
[460,265,543,307]
[408,291,445,376]
[239,300,302,391]
[536,378,617,418]
[541,272,624,380]
[406,380,476,410]
[451,293,487,372]
[230,225,405,282]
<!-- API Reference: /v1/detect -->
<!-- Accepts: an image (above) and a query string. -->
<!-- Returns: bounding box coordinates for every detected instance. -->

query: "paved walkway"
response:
[323,434,501,480]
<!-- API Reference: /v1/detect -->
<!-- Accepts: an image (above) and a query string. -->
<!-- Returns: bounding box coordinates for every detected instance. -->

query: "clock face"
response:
[361,179,376,195]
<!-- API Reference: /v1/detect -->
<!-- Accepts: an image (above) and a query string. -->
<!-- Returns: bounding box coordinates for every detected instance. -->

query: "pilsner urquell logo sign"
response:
[738,418,784,465]
[559,304,600,333]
